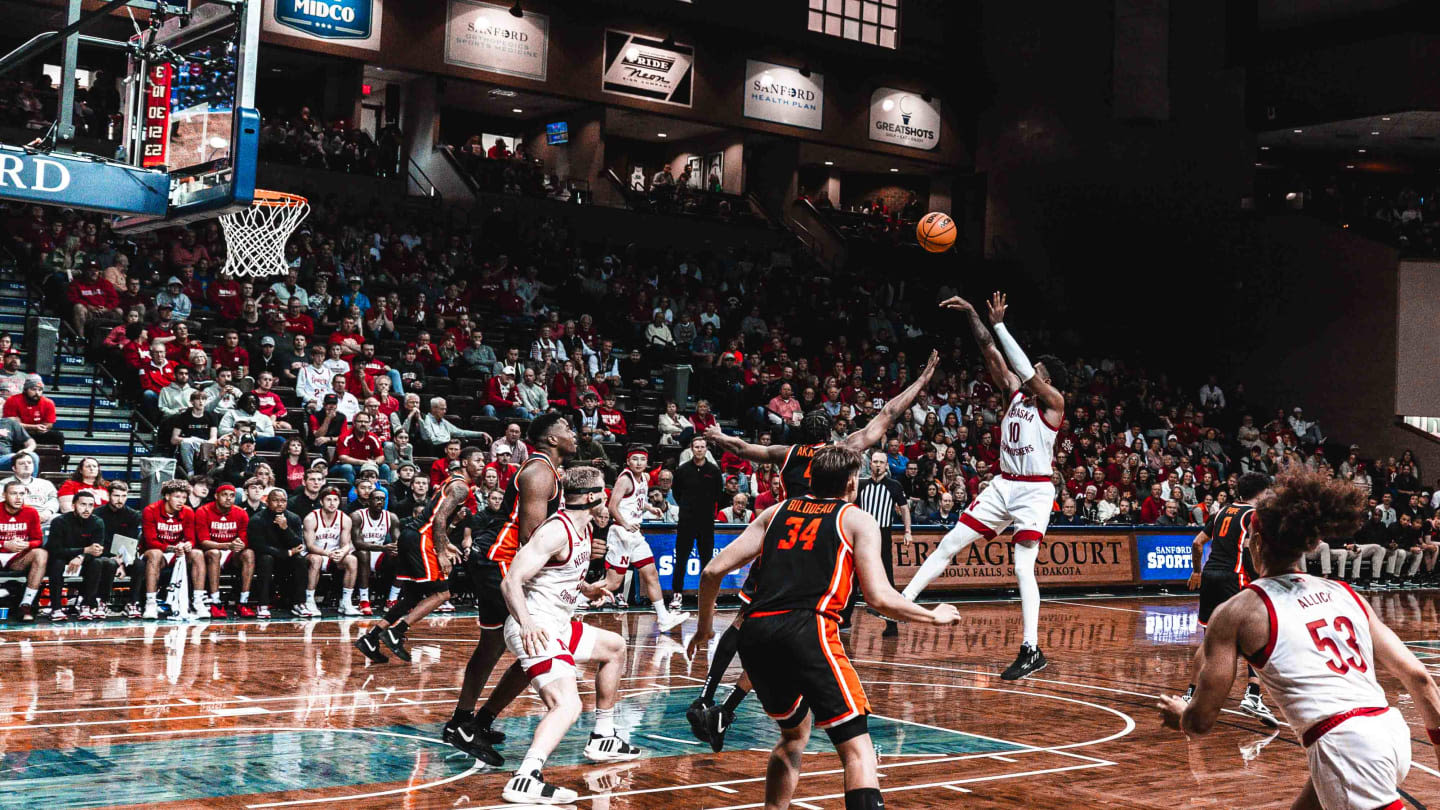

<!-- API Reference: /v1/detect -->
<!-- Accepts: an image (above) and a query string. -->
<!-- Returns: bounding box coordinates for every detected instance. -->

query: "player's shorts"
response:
[738,609,870,743]
[397,528,443,584]
[503,615,599,690]
[1197,571,1242,626]
[0,549,36,567]
[737,568,757,605]
[604,525,655,571]
[1304,706,1410,810]
[957,476,1055,543]
[468,559,508,631]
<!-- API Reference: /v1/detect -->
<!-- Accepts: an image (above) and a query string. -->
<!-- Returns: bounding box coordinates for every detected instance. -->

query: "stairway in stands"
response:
[0,271,143,483]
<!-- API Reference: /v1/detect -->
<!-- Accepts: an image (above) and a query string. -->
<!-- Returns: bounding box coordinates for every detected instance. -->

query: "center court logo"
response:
[274,0,373,40]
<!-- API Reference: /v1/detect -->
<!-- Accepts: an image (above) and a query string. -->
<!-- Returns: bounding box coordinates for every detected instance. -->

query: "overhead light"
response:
[509,1,523,18]
[823,160,834,166]
[1371,130,1380,135]
[921,92,933,103]
[889,168,899,172]
[1346,164,1355,169]
[1382,116,1392,121]
[657,132,668,138]
[1292,129,1302,133]
[1357,148,1366,153]
[1260,146,1270,150]
[512,107,523,114]
[798,64,812,78]
[488,88,518,98]
[661,33,676,49]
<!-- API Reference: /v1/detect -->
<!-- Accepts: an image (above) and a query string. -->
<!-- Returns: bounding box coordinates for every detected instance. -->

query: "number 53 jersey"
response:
[744,496,861,622]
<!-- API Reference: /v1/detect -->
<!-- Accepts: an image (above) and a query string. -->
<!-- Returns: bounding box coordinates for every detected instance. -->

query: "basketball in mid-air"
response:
[916,211,956,253]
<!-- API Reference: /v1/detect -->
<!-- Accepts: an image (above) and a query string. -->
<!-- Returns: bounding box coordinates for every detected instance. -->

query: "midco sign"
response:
[0,147,169,216]
[266,0,382,48]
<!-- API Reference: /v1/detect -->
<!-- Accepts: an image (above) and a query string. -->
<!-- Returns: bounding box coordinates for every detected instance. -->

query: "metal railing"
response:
[407,154,442,200]
[125,411,155,480]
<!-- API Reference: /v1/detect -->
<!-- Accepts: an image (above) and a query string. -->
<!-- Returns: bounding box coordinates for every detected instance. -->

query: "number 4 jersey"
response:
[1244,573,1387,736]
[743,495,858,622]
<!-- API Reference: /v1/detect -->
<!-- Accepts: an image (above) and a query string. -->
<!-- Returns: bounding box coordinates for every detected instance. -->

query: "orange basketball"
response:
[916,211,956,253]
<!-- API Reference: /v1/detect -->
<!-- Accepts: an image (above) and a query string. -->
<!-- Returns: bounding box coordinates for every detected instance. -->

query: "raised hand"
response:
[939,296,974,313]
[987,292,1008,325]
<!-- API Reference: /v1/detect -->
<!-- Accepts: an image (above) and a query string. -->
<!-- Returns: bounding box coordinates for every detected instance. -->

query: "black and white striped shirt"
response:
[856,476,906,531]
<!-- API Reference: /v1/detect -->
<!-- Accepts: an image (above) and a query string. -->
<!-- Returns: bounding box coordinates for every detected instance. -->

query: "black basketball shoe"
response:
[445,711,506,745]
[686,697,714,743]
[378,625,411,662]
[353,630,388,664]
[704,703,734,753]
[443,720,504,766]
[1000,644,1047,681]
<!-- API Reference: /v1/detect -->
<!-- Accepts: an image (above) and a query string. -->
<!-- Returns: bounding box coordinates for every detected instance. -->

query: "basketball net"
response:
[219,189,310,278]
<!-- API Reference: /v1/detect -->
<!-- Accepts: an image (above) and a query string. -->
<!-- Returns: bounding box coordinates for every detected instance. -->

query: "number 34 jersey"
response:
[1244,573,1388,734]
[744,496,860,622]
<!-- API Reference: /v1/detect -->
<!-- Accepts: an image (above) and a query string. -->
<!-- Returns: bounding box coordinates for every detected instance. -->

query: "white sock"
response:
[342,587,353,605]
[193,592,206,607]
[518,754,546,777]
[146,593,158,607]
[388,585,401,601]
[593,707,615,737]
[209,591,220,603]
[655,603,670,621]
[306,589,316,603]
[903,523,981,601]
[358,588,369,602]
[239,591,250,604]
[22,587,36,605]
[1014,541,1041,648]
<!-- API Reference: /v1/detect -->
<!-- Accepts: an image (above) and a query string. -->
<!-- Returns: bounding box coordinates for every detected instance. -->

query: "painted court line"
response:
[943,785,973,793]
[1047,599,1147,614]
[644,733,702,746]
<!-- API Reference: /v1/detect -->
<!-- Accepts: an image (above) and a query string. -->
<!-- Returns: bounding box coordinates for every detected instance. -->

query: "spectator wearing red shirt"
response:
[0,480,46,620]
[208,273,243,320]
[429,439,463,488]
[1140,484,1165,524]
[328,316,364,360]
[3,377,61,452]
[137,480,203,618]
[252,371,290,429]
[194,483,255,617]
[482,366,530,419]
[333,411,387,483]
[598,393,628,439]
[136,338,176,416]
[168,231,210,270]
[487,138,511,159]
[283,297,315,335]
[487,451,517,492]
[213,331,251,378]
[680,399,718,446]
[754,472,785,511]
[66,261,121,336]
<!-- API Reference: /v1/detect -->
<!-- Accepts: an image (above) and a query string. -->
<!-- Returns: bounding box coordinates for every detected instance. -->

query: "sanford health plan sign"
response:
[263,0,382,49]
[869,87,940,151]
[744,60,823,131]
[446,0,550,81]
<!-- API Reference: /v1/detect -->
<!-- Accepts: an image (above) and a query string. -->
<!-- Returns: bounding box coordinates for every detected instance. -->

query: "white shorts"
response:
[604,525,655,572]
[504,614,599,690]
[959,476,1056,542]
[0,550,32,567]
[1307,707,1411,810]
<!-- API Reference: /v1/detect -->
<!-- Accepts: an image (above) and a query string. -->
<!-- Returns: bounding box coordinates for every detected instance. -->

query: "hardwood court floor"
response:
[3,591,1439,809]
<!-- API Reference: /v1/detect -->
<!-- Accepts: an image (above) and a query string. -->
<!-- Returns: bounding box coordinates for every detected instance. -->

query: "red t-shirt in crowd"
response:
[67,279,119,310]
[141,501,196,551]
[2,393,56,426]
[209,281,242,320]
[337,432,383,463]
[195,503,249,548]
[0,504,42,549]
[213,345,250,372]
[57,480,109,508]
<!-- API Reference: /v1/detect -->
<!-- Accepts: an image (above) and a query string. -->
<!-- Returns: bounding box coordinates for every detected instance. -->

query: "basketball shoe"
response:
[584,732,642,762]
[1000,644,1047,680]
[502,769,576,805]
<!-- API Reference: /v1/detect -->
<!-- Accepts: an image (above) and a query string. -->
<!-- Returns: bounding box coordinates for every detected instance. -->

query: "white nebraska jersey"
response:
[311,510,345,551]
[1245,574,1388,734]
[999,390,1058,478]
[615,469,648,527]
[522,511,592,624]
[358,510,392,546]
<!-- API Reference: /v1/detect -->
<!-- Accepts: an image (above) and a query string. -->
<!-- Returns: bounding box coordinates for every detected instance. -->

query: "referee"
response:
[850,449,913,637]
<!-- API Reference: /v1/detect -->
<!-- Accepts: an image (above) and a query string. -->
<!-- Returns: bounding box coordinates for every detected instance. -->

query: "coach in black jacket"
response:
[248,488,306,612]
[670,436,725,601]
[45,491,113,614]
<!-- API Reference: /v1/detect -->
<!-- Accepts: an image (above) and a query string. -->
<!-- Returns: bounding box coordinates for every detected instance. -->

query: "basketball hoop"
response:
[218,189,310,278]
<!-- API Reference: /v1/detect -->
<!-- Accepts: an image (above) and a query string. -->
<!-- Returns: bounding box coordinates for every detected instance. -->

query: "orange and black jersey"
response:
[780,443,827,499]
[484,454,562,570]
[1201,502,1258,583]
[744,495,857,622]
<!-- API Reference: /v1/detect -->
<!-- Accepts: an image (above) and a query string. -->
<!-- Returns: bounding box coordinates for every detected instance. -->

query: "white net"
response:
[218,191,310,278]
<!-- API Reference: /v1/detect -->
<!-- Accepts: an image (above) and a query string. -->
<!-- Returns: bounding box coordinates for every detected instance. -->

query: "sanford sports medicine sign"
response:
[894,529,1135,589]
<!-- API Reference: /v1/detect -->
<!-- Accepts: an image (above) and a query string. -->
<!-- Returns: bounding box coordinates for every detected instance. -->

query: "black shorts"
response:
[1197,571,1243,625]
[738,610,870,744]
[737,568,757,605]
[469,559,509,631]
[396,528,443,584]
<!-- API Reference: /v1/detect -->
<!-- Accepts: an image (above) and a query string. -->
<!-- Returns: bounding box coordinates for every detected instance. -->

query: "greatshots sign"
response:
[602,30,694,107]
[263,0,382,49]
[744,60,823,131]
[869,87,940,150]
[445,0,550,81]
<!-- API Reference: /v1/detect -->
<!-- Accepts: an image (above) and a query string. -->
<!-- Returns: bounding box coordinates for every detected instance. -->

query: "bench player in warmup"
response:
[445,414,576,765]
[901,293,1065,681]
[692,445,959,810]
[1160,469,1440,810]
[1184,471,1279,726]
[691,350,939,749]
[598,446,688,631]
[194,483,255,618]
[499,464,638,805]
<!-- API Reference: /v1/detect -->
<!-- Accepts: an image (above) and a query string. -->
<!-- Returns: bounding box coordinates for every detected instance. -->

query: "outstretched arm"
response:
[1158,593,1252,735]
[985,292,1064,423]
[842,349,941,453]
[704,424,790,465]
[941,296,1019,394]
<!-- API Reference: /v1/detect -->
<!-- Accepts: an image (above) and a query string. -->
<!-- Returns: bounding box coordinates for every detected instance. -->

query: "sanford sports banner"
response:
[893,528,1136,589]
[869,87,940,150]
[602,30,694,107]
[445,0,550,81]
[263,0,383,49]
[743,60,824,131]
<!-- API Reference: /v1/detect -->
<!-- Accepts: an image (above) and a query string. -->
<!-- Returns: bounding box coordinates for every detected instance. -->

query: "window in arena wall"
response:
[1404,416,1440,440]
[808,0,898,49]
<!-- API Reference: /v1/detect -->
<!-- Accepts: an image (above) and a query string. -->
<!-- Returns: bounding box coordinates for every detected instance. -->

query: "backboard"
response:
[113,1,260,232]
